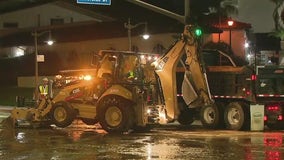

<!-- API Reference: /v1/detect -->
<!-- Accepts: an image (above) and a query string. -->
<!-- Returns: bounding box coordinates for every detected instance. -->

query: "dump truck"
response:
[8,25,215,133]
[178,49,255,130]
[176,49,284,130]
[201,51,284,130]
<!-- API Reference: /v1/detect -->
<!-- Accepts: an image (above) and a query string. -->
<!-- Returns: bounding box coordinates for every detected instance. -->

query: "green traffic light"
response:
[195,28,202,36]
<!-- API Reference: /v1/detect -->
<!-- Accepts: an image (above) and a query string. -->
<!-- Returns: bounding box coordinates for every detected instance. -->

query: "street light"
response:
[46,31,54,45]
[32,30,54,100]
[227,18,234,49]
[124,18,150,51]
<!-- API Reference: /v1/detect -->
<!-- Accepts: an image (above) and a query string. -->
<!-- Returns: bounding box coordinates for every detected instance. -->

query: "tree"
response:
[191,0,238,24]
[270,0,284,30]
[268,0,284,41]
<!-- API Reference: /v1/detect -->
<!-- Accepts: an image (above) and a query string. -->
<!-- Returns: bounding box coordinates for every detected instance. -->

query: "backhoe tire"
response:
[81,118,99,125]
[224,102,244,130]
[200,104,221,129]
[50,102,76,128]
[177,108,195,125]
[98,97,133,133]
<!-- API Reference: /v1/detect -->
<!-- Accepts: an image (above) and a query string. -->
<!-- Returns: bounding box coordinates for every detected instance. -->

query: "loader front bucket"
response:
[0,107,51,128]
[0,106,14,129]
[0,116,15,129]
[9,107,46,128]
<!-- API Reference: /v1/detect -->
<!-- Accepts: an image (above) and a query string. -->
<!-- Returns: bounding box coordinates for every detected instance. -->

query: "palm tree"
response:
[191,0,238,16]
[214,0,238,17]
[190,0,238,27]
[212,0,239,30]
[270,0,284,30]
[268,0,284,40]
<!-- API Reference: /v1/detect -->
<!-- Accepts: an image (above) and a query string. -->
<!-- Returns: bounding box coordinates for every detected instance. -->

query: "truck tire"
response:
[98,97,133,133]
[50,102,76,128]
[224,102,244,130]
[200,104,221,129]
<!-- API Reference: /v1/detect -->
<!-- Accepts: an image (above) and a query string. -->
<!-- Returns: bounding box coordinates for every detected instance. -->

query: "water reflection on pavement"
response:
[0,120,284,160]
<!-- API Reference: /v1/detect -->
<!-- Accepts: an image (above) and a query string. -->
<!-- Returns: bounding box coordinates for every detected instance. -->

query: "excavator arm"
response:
[154,25,213,121]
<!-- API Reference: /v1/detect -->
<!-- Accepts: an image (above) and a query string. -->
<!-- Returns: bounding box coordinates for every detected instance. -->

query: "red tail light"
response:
[147,95,151,102]
[267,104,280,111]
[264,115,268,121]
[278,115,283,121]
[251,74,257,81]
[246,90,251,95]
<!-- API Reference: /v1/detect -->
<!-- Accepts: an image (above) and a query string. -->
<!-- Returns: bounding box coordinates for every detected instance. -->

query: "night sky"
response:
[141,0,217,14]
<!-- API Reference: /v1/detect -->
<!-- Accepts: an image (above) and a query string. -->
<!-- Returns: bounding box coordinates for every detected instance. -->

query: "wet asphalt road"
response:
[0,118,284,160]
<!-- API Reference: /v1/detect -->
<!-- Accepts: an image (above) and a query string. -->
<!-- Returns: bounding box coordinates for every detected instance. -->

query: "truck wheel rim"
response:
[204,107,215,124]
[54,107,67,122]
[227,108,240,125]
[105,106,122,127]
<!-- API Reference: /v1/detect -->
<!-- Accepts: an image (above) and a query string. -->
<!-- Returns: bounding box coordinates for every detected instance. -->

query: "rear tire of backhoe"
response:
[98,97,133,133]
[177,108,195,126]
[200,104,223,129]
[50,102,76,128]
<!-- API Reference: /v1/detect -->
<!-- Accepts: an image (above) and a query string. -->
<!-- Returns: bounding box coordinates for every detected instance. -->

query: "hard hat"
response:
[42,77,48,81]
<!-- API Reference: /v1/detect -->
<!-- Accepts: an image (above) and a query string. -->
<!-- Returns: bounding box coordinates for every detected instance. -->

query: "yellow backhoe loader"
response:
[5,25,213,133]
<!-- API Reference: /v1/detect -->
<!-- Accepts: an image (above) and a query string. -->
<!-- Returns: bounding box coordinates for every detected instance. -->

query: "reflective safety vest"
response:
[39,85,48,96]
[128,71,134,79]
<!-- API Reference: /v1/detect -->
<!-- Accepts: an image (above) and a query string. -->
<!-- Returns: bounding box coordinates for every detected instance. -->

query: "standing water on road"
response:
[0,120,284,160]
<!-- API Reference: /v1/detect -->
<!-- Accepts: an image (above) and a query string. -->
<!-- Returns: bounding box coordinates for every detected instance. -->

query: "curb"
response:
[0,106,13,112]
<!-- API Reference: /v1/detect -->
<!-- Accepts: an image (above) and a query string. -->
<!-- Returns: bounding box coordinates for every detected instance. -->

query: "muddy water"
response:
[0,121,284,160]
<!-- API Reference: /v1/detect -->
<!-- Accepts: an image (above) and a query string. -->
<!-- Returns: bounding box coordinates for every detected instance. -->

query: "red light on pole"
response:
[227,19,234,49]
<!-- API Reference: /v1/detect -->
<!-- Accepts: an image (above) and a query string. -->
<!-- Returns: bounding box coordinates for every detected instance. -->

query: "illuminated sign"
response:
[37,55,45,62]
[77,0,111,5]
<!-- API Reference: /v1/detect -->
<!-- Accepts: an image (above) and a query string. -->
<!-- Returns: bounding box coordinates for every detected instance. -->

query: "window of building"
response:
[3,22,18,28]
[50,18,64,25]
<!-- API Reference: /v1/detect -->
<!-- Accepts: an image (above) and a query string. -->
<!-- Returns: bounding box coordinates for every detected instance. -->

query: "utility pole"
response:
[124,18,149,51]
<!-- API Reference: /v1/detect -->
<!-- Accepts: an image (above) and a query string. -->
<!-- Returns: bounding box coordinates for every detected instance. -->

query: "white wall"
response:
[11,33,176,69]
[41,32,177,64]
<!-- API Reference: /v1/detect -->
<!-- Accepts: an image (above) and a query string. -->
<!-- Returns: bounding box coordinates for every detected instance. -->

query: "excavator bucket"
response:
[182,71,198,107]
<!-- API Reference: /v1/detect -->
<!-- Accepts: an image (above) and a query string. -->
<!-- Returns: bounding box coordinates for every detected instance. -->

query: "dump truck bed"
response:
[256,66,284,100]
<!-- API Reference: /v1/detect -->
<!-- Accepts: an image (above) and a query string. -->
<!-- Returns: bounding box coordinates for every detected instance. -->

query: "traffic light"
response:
[194,28,202,37]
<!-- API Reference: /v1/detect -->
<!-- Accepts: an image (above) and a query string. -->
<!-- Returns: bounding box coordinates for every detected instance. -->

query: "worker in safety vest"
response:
[127,70,135,79]
[38,77,49,99]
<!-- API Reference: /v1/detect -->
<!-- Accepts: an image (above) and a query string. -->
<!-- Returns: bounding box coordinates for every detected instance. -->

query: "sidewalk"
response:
[0,105,14,111]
